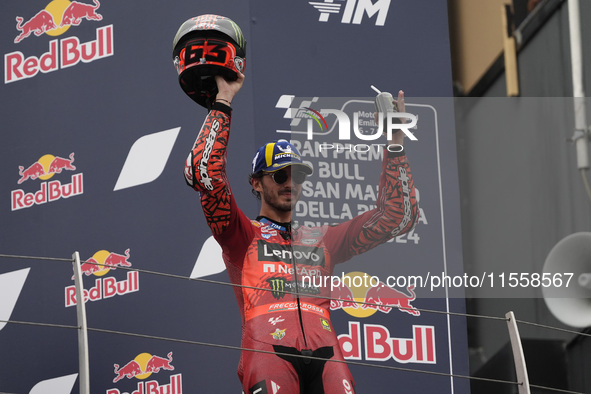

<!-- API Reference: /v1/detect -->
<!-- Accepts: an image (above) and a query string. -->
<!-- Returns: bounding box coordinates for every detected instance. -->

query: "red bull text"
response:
[65,270,139,307]
[12,153,83,211]
[107,374,182,394]
[11,173,83,211]
[5,24,113,83]
[108,352,180,394]
[338,322,435,364]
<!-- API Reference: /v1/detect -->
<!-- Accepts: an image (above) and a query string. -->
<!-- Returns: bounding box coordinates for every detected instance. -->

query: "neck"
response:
[258,208,291,224]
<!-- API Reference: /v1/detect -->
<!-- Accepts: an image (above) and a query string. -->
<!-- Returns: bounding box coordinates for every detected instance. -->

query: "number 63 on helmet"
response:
[172,14,246,109]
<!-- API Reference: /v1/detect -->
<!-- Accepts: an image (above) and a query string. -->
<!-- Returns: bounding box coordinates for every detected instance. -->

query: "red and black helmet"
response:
[172,14,246,108]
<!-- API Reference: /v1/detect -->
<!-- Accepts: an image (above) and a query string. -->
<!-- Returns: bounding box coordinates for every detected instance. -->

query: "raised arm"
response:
[324,90,420,262]
[183,73,245,235]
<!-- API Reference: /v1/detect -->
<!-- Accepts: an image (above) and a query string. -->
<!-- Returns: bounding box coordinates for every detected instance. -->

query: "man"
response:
[184,71,419,393]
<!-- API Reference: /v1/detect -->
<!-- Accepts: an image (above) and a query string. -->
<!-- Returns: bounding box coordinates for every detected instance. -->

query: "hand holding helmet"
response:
[215,71,245,106]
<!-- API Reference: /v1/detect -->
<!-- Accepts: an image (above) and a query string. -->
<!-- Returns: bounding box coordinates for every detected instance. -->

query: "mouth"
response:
[280,189,295,198]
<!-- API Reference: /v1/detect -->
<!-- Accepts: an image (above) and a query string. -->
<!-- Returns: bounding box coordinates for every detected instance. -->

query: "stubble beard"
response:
[262,186,299,213]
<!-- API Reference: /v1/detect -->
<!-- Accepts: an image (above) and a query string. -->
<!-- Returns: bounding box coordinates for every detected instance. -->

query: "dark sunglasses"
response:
[265,169,307,185]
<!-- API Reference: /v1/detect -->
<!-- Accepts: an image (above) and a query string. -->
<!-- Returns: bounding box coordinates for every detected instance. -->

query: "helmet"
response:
[172,14,246,109]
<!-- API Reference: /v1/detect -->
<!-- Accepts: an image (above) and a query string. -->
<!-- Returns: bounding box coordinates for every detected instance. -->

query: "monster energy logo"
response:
[267,277,320,300]
[267,277,288,300]
[228,20,246,49]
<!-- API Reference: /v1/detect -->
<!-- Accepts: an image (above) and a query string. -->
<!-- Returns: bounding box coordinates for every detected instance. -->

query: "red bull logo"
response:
[108,352,182,394]
[329,272,420,318]
[330,281,358,310]
[362,282,420,316]
[107,374,182,394]
[17,153,76,184]
[65,249,139,307]
[113,353,174,382]
[65,270,139,307]
[60,0,102,27]
[13,10,57,43]
[72,249,132,279]
[14,0,102,43]
[11,153,84,211]
[338,322,436,364]
[5,1,113,84]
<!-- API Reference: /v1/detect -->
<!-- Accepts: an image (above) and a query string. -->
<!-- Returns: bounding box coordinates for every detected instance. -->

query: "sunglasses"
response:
[265,169,307,185]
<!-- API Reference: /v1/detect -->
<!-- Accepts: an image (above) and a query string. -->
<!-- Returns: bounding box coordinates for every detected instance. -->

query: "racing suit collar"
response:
[256,216,290,233]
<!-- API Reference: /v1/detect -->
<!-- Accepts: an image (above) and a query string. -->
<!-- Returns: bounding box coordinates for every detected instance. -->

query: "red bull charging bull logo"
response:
[330,271,420,317]
[17,152,76,184]
[65,249,139,307]
[11,152,84,211]
[72,248,132,279]
[14,0,102,43]
[5,0,113,83]
[108,352,183,394]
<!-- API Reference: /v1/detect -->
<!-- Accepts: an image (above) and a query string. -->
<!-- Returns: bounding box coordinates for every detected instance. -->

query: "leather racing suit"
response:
[185,102,420,393]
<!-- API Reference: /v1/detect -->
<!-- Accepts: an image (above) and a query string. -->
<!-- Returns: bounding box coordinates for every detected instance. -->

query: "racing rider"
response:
[184,71,420,393]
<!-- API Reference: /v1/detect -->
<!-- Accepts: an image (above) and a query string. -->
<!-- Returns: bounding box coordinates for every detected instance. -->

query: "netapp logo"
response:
[309,0,391,26]
[258,241,325,267]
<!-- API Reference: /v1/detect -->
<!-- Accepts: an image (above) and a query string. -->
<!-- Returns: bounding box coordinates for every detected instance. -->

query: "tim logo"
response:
[309,0,391,26]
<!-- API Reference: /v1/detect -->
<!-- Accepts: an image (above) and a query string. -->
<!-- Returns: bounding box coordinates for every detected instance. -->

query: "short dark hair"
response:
[249,172,263,200]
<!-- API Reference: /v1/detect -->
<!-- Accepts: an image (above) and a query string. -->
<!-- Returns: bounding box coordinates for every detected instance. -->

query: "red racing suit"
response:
[185,102,420,394]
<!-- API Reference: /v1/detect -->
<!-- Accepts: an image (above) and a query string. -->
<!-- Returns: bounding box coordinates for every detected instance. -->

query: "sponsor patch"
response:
[270,328,286,340]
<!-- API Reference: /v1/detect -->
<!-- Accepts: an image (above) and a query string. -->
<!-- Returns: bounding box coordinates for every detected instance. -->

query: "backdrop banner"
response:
[1,1,468,392]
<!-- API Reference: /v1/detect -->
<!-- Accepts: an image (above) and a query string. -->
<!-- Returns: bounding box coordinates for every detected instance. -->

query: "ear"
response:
[251,176,264,193]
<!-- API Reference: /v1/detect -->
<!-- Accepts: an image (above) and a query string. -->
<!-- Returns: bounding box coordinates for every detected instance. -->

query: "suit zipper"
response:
[287,228,308,348]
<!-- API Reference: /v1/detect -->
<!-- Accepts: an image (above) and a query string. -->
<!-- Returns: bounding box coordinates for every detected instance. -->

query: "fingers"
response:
[215,71,245,103]
[374,89,405,124]
[394,90,404,112]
